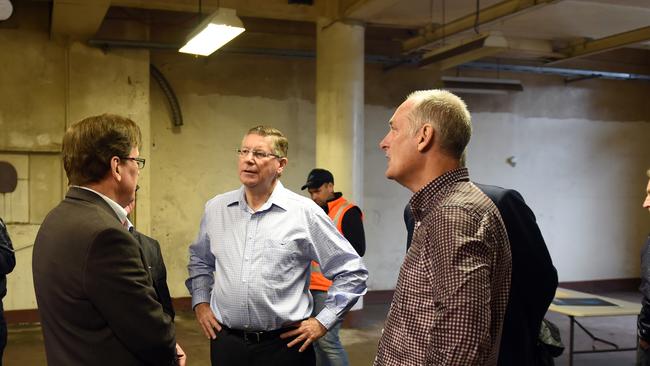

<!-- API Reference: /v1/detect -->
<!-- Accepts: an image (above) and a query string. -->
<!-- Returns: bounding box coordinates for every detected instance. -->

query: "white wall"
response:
[467,113,650,281]
[361,77,650,289]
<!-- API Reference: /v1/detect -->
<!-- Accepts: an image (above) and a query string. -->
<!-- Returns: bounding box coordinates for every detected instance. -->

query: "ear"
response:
[276,157,288,175]
[416,123,435,152]
[110,156,122,182]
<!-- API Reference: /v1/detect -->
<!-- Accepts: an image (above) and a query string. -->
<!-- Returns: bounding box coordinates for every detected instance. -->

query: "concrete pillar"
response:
[315,18,365,206]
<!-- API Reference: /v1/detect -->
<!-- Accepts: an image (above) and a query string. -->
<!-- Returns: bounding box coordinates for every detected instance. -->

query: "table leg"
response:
[569,315,575,366]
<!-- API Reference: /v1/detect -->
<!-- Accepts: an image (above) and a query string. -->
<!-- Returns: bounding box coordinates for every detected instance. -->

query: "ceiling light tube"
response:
[179,8,245,56]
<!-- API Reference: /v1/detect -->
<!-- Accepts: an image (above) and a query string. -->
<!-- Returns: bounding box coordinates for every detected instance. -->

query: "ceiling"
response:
[10,0,650,75]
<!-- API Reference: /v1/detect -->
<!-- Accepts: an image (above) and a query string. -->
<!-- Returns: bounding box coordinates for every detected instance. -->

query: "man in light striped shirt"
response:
[186,125,368,366]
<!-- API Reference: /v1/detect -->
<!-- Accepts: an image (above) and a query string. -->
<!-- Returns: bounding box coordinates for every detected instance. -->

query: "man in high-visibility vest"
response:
[302,168,365,366]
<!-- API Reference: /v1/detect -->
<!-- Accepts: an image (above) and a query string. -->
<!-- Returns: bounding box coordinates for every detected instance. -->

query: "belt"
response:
[221,325,293,343]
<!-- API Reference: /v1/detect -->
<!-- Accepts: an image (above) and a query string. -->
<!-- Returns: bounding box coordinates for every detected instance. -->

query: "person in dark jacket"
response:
[32,114,182,366]
[123,200,176,320]
[637,169,650,366]
[404,183,558,366]
[0,218,16,366]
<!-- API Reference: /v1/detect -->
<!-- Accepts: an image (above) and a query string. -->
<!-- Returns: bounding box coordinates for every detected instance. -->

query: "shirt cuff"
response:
[315,305,338,330]
[190,288,211,309]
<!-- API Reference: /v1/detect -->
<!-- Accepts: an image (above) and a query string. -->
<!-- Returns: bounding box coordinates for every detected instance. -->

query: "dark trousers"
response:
[210,327,315,366]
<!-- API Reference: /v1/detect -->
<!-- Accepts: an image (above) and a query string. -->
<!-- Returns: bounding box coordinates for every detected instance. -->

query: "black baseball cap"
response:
[301,168,334,190]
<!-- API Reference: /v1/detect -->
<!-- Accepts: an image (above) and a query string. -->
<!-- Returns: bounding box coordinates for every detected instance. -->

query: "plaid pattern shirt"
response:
[375,168,511,366]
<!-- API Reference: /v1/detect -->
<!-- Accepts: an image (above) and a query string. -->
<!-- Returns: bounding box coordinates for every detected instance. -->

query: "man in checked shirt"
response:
[375,90,512,366]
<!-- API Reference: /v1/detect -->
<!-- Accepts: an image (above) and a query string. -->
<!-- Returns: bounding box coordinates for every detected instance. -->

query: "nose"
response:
[241,152,255,163]
[379,133,389,151]
[644,195,650,209]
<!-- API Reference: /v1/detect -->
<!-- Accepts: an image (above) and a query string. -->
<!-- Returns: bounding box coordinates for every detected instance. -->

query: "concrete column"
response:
[316,18,365,206]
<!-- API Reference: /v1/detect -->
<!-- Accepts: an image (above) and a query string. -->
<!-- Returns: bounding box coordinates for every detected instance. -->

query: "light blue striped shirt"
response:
[186,181,368,331]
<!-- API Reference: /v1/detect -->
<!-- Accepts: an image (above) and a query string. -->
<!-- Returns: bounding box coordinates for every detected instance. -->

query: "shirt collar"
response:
[409,167,470,222]
[231,180,290,213]
[73,185,129,224]
[123,218,134,231]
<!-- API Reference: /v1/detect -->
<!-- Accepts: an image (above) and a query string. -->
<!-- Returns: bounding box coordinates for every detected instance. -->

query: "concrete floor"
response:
[4,302,389,366]
[3,291,642,365]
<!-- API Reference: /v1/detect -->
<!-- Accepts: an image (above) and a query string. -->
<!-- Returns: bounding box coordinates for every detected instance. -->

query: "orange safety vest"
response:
[310,196,357,291]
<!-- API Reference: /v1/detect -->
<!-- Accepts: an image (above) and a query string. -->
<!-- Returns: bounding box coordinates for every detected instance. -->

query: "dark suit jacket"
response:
[131,230,175,320]
[0,218,16,300]
[32,187,176,366]
[405,184,558,366]
[475,184,558,366]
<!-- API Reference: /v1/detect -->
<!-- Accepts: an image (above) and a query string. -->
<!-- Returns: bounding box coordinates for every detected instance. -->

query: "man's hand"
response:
[194,302,221,339]
[280,317,327,352]
[175,343,186,366]
[640,337,650,350]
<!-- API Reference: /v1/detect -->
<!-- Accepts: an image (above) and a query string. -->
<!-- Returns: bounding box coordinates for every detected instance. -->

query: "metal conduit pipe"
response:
[88,39,179,50]
[459,61,650,81]
[150,64,183,127]
[87,39,403,64]
[88,39,650,82]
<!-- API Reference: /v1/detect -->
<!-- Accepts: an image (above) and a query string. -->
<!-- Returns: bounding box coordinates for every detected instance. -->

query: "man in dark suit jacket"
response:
[32,114,181,366]
[132,230,175,319]
[404,184,558,366]
[124,201,175,320]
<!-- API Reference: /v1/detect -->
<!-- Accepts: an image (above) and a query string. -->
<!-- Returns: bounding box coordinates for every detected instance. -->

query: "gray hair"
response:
[405,89,472,159]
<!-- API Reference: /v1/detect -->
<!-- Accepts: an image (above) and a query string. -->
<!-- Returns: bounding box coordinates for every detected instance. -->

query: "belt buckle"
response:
[244,331,261,343]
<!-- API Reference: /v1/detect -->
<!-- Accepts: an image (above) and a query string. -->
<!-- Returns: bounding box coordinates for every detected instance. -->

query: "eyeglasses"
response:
[121,157,146,169]
[236,148,282,160]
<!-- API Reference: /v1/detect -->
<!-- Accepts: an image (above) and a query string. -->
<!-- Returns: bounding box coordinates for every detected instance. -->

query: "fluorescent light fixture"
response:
[179,8,245,56]
[441,76,523,95]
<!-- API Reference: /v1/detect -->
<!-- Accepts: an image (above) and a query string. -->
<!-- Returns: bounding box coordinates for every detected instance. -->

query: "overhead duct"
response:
[442,76,523,95]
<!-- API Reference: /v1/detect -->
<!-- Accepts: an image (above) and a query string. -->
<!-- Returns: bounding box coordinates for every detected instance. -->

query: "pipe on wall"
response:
[149,64,183,127]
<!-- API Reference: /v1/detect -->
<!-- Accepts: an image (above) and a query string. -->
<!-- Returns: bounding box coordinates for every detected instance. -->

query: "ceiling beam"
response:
[52,0,110,39]
[111,0,323,22]
[553,26,650,63]
[402,0,560,53]
[341,0,401,20]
